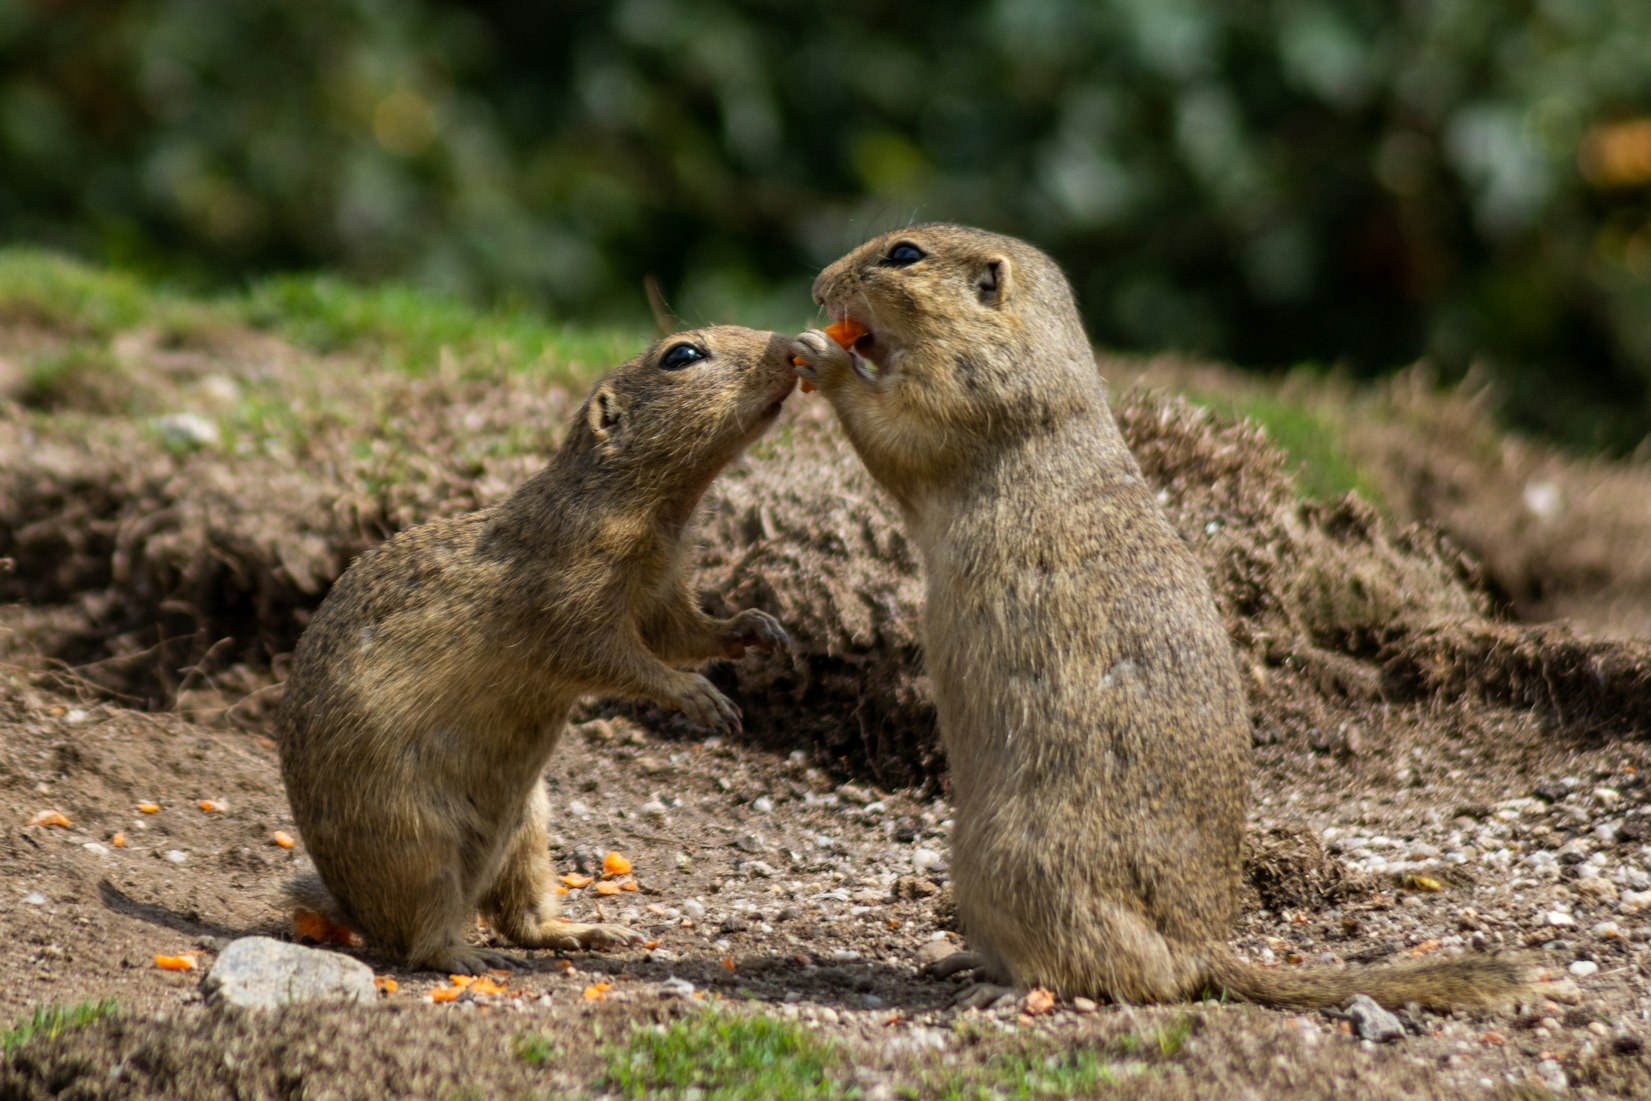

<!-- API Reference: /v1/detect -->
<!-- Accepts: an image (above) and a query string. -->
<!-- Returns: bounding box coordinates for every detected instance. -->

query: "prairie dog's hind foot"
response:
[520,919,648,952]
[418,944,528,976]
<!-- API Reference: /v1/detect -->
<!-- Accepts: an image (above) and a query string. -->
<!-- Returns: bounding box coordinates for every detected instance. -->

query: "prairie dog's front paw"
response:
[790,329,852,385]
[721,608,790,658]
[670,673,741,735]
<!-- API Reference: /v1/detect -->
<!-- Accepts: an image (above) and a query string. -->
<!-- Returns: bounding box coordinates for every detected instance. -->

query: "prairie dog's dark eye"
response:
[659,343,708,370]
[881,242,926,266]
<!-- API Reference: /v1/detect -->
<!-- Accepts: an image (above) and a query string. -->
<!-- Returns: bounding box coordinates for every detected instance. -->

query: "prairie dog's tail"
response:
[284,871,359,946]
[1202,948,1533,1010]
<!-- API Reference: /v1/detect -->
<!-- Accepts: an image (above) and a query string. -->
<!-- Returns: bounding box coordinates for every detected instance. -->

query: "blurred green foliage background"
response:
[2,0,1649,449]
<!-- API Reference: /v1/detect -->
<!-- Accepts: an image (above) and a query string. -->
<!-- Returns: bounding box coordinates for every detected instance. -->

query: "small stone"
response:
[82,842,109,857]
[23,891,46,906]
[752,796,774,814]
[202,936,374,1010]
[740,860,777,879]
[681,898,705,920]
[164,850,188,864]
[658,977,696,998]
[1619,889,1651,914]
[1569,960,1599,977]
[153,412,220,450]
[915,940,962,968]
[912,848,942,873]
[1576,877,1619,904]
[1343,994,1405,1043]
[567,800,591,817]
[1536,1059,1567,1094]
[1545,910,1576,928]
[1072,997,1098,1013]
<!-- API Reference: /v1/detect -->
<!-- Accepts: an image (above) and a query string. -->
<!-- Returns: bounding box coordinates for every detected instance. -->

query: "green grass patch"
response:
[237,273,645,379]
[1190,387,1380,505]
[1,999,119,1054]
[602,1010,857,1100]
[903,1015,1195,1100]
[513,1030,565,1068]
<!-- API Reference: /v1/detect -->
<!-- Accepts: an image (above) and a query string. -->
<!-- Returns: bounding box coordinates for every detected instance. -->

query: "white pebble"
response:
[1569,960,1599,977]
[82,842,109,857]
[23,891,46,906]
[1545,910,1576,927]
[164,850,188,864]
[752,796,774,814]
[912,848,942,873]
[567,800,591,817]
[681,898,705,919]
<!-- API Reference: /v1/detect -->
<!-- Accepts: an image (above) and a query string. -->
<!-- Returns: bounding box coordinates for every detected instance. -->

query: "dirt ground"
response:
[5,323,1651,1098]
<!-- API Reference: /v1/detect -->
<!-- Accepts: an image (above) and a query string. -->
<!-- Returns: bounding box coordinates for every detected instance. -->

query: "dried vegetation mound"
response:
[0,362,572,709]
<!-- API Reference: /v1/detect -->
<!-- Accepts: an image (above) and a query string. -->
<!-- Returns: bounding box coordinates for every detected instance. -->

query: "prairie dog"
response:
[792,225,1529,1008]
[277,326,796,974]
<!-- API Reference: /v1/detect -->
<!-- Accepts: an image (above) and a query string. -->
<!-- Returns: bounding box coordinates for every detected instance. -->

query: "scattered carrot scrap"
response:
[559,873,594,889]
[198,800,223,813]
[884,1012,903,1027]
[292,908,354,946]
[791,318,870,391]
[111,832,127,848]
[1481,1031,1506,1046]
[594,881,621,897]
[271,830,296,849]
[429,986,460,1003]
[602,851,632,877]
[137,802,160,814]
[28,811,71,829]
[257,736,276,750]
[374,976,398,995]
[1022,987,1056,1016]
[1407,938,1442,958]
[154,954,197,971]
[643,940,660,950]
[721,956,736,973]
[583,982,612,1001]
[555,886,569,896]
[885,919,901,930]
[619,881,640,893]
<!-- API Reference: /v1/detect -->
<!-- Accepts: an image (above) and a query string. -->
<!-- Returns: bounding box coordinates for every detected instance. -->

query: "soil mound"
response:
[6,364,1651,780]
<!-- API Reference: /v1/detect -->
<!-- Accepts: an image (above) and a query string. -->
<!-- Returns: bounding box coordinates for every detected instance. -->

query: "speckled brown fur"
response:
[276,326,796,974]
[792,225,1531,1009]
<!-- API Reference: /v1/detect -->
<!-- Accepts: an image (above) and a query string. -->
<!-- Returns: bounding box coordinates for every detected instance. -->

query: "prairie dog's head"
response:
[808,225,1098,489]
[571,325,796,480]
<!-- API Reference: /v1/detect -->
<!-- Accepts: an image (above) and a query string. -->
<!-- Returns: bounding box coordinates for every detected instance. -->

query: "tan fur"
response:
[276,326,797,974]
[792,225,1531,1009]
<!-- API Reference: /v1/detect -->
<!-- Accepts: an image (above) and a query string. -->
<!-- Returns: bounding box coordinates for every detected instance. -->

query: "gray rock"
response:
[1343,994,1405,1043]
[202,936,376,1011]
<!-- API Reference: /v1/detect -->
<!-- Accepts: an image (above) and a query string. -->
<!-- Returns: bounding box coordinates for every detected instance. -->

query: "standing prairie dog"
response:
[277,326,797,974]
[791,225,1530,1009]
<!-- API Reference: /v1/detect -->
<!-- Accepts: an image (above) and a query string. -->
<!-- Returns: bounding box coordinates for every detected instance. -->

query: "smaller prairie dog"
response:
[276,326,797,974]
[793,224,1531,1009]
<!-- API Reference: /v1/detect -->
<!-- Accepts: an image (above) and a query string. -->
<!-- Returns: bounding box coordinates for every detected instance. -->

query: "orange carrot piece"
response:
[154,954,197,971]
[602,851,632,877]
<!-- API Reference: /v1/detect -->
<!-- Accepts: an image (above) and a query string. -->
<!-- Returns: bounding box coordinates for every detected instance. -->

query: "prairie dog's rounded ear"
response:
[587,383,627,445]
[974,255,1013,308]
